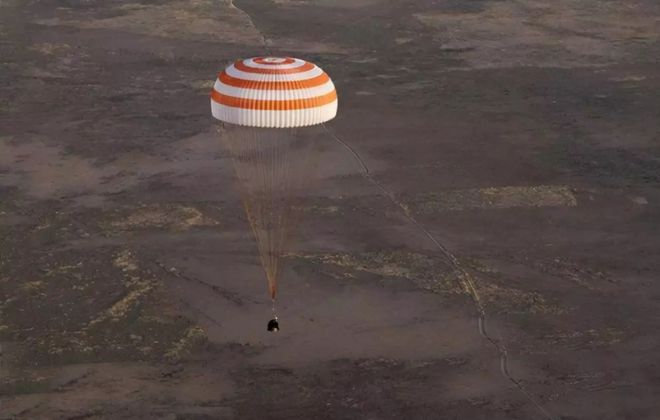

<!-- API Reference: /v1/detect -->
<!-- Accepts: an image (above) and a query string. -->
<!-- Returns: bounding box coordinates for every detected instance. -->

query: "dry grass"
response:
[100,204,218,234]
[412,185,577,213]
[415,0,659,69]
[28,43,71,56]
[294,251,565,314]
[2,245,205,367]
[35,0,264,44]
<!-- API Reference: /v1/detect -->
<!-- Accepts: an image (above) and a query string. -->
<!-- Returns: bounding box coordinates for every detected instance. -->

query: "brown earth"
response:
[1,0,659,419]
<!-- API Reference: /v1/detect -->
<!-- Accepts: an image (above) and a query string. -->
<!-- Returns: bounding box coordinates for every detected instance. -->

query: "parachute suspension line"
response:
[221,125,321,303]
[222,125,273,298]
[322,123,557,420]
[272,298,276,316]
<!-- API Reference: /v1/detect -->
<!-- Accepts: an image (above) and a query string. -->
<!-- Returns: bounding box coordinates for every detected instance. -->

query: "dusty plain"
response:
[1,0,660,419]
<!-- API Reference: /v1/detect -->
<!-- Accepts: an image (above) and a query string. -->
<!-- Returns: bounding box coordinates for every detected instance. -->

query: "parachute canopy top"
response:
[210,57,338,128]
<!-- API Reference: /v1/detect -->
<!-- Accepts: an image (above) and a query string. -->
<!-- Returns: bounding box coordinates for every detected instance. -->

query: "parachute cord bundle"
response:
[218,123,325,315]
[322,123,557,420]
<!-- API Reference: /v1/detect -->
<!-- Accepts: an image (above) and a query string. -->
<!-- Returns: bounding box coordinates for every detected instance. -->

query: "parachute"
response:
[210,57,338,313]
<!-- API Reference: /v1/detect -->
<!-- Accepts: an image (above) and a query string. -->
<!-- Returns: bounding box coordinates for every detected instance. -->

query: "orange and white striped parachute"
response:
[211,57,338,128]
[210,57,337,308]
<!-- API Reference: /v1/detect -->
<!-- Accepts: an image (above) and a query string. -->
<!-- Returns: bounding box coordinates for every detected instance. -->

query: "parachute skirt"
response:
[211,101,337,128]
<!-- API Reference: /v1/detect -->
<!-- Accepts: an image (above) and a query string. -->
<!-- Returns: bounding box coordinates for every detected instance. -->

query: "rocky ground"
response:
[1,0,659,419]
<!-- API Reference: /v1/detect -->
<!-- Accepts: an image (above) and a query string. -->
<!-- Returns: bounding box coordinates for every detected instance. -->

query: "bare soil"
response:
[1,0,659,419]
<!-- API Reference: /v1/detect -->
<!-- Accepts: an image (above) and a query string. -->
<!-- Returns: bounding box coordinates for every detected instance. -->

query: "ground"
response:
[1,0,659,419]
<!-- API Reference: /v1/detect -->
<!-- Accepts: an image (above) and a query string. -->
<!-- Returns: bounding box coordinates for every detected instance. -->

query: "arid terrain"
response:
[1,0,660,419]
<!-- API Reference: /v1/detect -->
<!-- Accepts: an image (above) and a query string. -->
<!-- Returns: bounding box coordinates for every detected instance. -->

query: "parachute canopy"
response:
[210,57,338,128]
[210,57,337,302]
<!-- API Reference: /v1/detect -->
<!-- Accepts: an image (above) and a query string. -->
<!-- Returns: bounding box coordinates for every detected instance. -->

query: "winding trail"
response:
[228,0,270,50]
[322,124,557,420]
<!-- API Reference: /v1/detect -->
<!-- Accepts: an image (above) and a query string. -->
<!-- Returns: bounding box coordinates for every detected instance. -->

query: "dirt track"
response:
[1,0,660,419]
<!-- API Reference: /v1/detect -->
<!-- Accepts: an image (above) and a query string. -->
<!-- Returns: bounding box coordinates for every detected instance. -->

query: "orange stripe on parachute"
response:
[210,89,337,110]
[234,60,316,74]
[218,71,330,90]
